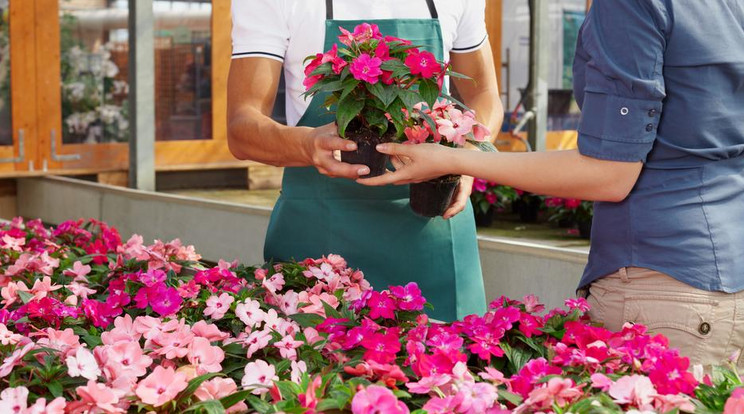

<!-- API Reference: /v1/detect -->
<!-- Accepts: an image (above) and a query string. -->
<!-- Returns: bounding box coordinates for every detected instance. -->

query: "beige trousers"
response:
[585,267,744,367]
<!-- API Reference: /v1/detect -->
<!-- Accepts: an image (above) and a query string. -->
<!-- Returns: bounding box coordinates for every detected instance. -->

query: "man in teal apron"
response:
[227,0,502,321]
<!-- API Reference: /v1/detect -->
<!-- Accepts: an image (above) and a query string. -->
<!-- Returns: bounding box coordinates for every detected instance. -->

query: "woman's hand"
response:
[357,143,456,186]
[304,123,370,179]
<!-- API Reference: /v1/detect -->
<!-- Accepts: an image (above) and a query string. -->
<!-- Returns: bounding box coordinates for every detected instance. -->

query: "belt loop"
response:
[619,267,630,283]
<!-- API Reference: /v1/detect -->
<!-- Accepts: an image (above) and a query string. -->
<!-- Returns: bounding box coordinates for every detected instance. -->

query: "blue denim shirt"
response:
[574,0,744,292]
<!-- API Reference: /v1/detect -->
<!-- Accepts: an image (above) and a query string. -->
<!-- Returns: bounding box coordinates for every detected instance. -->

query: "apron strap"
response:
[325,0,439,21]
[326,0,334,20]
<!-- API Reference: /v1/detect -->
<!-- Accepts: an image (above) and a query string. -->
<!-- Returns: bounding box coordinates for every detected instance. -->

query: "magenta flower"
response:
[404,50,440,78]
[362,328,401,364]
[350,53,383,84]
[367,291,397,320]
[390,282,426,311]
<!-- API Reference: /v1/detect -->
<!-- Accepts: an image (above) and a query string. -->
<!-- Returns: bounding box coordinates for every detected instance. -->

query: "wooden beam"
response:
[485,0,503,90]
[211,0,230,145]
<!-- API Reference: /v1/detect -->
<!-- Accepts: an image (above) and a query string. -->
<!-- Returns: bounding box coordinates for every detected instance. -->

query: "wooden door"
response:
[0,0,37,175]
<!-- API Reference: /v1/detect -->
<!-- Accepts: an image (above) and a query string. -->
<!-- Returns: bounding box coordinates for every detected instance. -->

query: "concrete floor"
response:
[166,188,590,251]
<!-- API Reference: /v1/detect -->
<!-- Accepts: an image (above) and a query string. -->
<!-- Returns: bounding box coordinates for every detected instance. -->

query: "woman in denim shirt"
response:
[360,0,744,366]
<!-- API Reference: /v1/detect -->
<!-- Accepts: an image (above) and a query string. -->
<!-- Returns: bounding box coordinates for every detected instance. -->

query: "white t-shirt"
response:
[231,0,488,126]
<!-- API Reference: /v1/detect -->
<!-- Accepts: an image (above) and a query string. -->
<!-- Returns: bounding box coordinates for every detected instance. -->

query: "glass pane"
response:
[0,0,12,146]
[154,0,212,141]
[60,0,131,144]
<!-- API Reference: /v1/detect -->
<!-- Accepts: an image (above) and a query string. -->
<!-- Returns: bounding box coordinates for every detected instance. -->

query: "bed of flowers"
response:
[0,218,742,413]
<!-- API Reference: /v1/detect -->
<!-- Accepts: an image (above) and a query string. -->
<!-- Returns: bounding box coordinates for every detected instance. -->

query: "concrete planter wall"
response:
[17,176,587,310]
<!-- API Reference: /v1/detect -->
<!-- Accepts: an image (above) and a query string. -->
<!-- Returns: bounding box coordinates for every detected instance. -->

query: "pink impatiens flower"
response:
[187,337,225,374]
[390,282,426,311]
[0,323,22,346]
[404,49,440,78]
[351,385,409,414]
[275,334,304,361]
[242,359,278,395]
[724,387,744,414]
[75,380,123,413]
[135,366,188,407]
[194,378,248,414]
[63,260,92,280]
[204,293,234,320]
[102,341,152,379]
[350,53,383,84]
[608,375,656,410]
[66,347,102,381]
[235,298,265,328]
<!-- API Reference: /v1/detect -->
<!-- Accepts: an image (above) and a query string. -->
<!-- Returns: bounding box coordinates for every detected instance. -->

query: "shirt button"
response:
[620,107,629,116]
[648,109,657,117]
[699,322,711,335]
[645,123,654,132]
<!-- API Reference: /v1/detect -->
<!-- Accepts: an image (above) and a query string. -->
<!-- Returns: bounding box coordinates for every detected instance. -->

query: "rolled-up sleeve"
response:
[573,0,670,162]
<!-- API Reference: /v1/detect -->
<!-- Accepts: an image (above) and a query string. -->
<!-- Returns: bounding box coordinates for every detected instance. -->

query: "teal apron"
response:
[264,0,486,321]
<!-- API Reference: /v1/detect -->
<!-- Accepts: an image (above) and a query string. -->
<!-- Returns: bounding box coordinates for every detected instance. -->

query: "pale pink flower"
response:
[101,315,141,345]
[654,393,695,413]
[291,360,307,383]
[191,320,229,342]
[303,263,339,282]
[1,281,29,307]
[303,327,323,345]
[242,359,278,395]
[0,386,29,413]
[30,276,62,300]
[150,323,194,359]
[245,329,272,359]
[195,377,248,413]
[279,290,300,315]
[26,396,66,414]
[352,385,409,414]
[66,347,102,380]
[67,281,96,299]
[76,380,124,413]
[102,341,152,379]
[0,343,34,378]
[235,298,265,328]
[609,375,656,410]
[0,234,24,252]
[135,366,188,407]
[724,388,744,414]
[406,374,452,394]
[590,373,612,391]
[0,323,22,345]
[36,328,80,357]
[479,367,506,385]
[522,377,583,411]
[262,273,285,294]
[63,260,92,280]
[275,334,303,360]
[188,337,225,374]
[204,293,235,320]
[133,315,172,340]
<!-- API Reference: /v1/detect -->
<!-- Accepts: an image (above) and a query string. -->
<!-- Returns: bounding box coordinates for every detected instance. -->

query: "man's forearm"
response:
[227,107,313,167]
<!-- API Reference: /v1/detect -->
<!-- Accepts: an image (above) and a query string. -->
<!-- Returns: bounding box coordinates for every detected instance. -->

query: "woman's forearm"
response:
[450,149,642,202]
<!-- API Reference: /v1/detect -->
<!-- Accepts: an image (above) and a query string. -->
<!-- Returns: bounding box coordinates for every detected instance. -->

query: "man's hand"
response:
[303,123,370,179]
[443,175,474,219]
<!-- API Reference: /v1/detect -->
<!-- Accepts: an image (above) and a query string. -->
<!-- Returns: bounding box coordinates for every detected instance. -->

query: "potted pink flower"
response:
[401,100,491,217]
[303,23,457,178]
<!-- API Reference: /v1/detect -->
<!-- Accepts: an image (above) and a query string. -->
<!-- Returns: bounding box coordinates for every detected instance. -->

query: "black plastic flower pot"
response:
[515,196,541,223]
[474,206,495,227]
[409,175,461,218]
[340,120,393,178]
[578,220,592,239]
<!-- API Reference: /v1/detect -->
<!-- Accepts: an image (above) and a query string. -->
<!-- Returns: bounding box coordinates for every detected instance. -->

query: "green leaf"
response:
[339,78,360,102]
[316,399,345,411]
[418,79,440,108]
[219,390,253,410]
[246,395,273,413]
[366,82,397,108]
[184,399,226,414]
[288,312,325,328]
[319,79,345,93]
[309,63,334,77]
[177,373,223,401]
[18,290,33,304]
[47,380,64,398]
[335,93,365,137]
[322,300,343,320]
[396,89,421,110]
[498,389,524,406]
[380,59,410,78]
